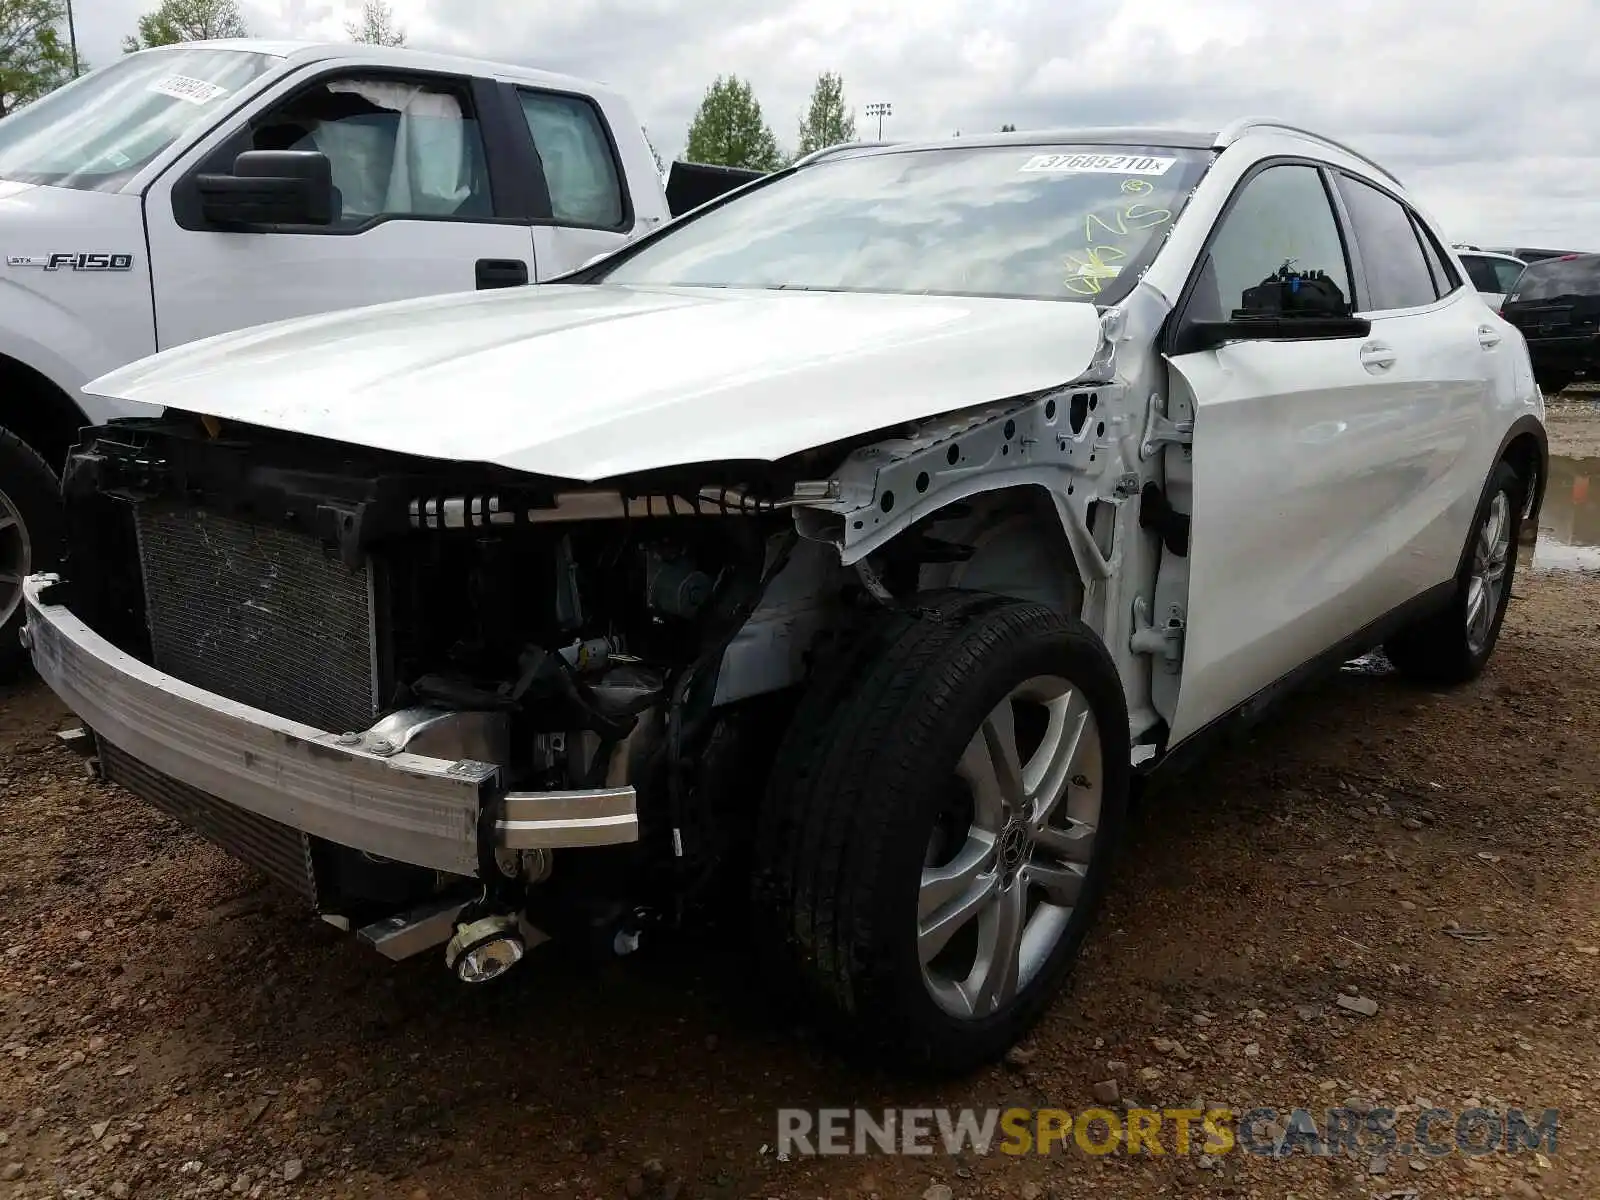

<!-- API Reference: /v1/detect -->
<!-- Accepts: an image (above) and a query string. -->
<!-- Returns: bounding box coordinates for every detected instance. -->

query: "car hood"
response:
[85,283,1107,482]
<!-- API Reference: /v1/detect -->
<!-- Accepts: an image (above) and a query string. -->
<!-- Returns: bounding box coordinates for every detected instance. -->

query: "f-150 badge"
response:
[6,252,134,271]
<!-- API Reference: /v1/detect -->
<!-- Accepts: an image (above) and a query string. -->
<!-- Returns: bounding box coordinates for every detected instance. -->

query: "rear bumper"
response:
[21,575,638,877]
[1521,333,1600,374]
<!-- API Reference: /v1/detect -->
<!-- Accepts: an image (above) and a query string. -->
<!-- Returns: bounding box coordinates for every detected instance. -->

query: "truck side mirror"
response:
[195,150,337,228]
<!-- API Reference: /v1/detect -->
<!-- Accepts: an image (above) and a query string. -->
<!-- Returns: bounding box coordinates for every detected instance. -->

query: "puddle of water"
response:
[1340,458,1598,672]
[1527,455,1600,573]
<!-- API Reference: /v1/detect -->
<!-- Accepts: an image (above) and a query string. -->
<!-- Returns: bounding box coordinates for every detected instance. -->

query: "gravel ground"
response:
[1545,394,1600,458]
[2,419,1598,1200]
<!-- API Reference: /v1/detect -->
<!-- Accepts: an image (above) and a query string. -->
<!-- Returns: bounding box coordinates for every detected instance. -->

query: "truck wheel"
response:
[1384,459,1522,686]
[0,429,61,680]
[753,594,1131,1074]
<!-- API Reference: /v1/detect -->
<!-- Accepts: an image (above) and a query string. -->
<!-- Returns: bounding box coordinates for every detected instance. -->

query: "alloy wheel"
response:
[918,675,1102,1019]
[1466,490,1511,656]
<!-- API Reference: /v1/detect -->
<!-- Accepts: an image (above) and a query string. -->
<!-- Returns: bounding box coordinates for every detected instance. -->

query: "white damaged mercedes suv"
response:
[21,119,1548,1074]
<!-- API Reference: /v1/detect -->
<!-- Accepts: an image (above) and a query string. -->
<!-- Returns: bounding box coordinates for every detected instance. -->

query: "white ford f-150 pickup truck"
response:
[0,39,755,669]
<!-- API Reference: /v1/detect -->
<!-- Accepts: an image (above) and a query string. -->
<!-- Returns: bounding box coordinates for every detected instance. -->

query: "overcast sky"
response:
[66,0,1599,249]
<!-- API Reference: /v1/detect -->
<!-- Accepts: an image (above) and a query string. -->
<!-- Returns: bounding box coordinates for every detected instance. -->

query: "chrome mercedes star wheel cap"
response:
[919,675,1101,1020]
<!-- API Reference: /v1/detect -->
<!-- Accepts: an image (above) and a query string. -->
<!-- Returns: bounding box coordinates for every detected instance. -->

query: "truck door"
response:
[142,65,539,349]
[509,85,647,278]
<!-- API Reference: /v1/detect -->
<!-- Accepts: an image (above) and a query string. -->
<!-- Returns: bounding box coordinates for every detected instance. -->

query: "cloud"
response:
[60,0,1600,247]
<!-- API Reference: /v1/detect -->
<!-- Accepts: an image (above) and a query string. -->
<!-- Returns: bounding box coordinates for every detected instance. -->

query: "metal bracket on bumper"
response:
[21,575,640,877]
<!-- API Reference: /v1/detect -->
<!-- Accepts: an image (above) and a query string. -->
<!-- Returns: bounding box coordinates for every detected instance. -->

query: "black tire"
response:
[0,429,63,680]
[1384,459,1523,686]
[752,593,1131,1075]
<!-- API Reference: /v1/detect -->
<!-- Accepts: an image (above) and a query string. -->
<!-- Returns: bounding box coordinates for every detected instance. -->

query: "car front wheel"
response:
[752,594,1131,1074]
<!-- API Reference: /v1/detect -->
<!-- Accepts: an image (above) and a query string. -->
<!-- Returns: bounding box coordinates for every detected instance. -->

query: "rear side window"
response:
[1336,175,1438,310]
[1507,256,1600,302]
[517,89,626,229]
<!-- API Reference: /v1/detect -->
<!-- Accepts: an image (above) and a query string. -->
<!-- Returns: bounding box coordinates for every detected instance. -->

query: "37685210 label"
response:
[1019,153,1176,176]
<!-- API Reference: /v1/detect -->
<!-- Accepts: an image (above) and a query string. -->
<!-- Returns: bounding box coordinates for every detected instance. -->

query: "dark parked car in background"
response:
[1500,252,1600,394]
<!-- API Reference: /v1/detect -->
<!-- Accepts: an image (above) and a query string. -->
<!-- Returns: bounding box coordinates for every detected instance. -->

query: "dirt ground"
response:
[1545,393,1600,458]
[2,410,1598,1200]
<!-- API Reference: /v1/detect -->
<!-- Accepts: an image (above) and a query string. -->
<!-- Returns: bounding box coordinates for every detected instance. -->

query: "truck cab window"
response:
[249,75,491,225]
[517,89,625,229]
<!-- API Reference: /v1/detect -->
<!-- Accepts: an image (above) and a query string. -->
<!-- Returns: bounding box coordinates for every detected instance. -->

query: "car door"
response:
[143,65,539,350]
[510,85,646,278]
[1329,171,1491,614]
[1158,161,1423,744]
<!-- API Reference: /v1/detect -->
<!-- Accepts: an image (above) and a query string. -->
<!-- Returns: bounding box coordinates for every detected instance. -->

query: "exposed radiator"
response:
[132,504,379,735]
[99,739,317,903]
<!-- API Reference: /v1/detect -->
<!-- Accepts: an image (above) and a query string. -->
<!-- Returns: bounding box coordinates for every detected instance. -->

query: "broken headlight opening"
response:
[55,414,823,980]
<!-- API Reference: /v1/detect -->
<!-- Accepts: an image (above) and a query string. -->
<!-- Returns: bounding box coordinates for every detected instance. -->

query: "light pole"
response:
[866,101,892,140]
[66,0,80,76]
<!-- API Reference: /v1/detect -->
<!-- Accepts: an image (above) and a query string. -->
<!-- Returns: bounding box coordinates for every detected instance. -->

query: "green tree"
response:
[122,0,248,52]
[683,75,782,172]
[999,123,1016,132]
[795,70,855,156]
[346,0,404,46]
[0,0,73,117]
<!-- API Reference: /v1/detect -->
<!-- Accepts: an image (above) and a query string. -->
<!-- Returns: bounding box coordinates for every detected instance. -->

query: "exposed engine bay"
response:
[54,411,871,967]
[45,360,1144,982]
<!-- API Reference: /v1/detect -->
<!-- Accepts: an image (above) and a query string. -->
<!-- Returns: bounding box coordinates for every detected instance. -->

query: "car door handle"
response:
[1477,324,1503,350]
[1359,341,1397,372]
[475,258,529,290]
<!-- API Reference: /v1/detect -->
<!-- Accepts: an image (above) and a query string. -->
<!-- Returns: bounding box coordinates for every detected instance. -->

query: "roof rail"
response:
[1212,117,1402,186]
[789,140,901,169]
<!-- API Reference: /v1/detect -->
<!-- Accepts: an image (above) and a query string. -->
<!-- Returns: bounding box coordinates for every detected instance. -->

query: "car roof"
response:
[851,127,1221,153]
[799,118,1402,188]
[147,38,616,96]
[1459,249,1525,263]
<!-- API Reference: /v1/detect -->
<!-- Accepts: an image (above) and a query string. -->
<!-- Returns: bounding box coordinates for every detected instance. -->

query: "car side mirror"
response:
[1174,259,1370,353]
[1174,313,1373,355]
[195,150,337,228]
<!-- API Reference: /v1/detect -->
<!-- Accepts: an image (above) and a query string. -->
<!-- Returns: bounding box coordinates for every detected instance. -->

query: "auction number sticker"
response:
[149,75,228,105]
[1020,153,1176,176]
